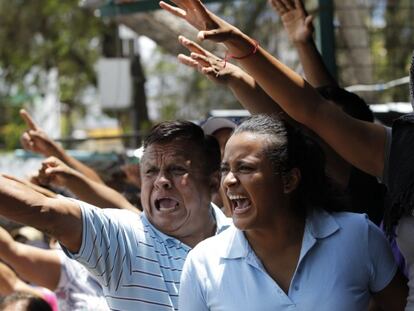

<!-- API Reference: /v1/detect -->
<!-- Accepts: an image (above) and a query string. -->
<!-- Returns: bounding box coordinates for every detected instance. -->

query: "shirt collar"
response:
[220,208,340,260]
[306,208,340,239]
[212,202,232,234]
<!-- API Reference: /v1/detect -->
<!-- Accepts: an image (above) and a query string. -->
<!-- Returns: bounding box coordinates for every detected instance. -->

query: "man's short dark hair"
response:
[143,120,221,175]
[316,86,374,122]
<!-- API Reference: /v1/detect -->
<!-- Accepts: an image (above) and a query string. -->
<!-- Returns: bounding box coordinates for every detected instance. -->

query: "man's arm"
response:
[0,226,61,291]
[37,157,138,213]
[0,175,82,253]
[270,0,338,87]
[20,109,104,184]
[160,0,386,178]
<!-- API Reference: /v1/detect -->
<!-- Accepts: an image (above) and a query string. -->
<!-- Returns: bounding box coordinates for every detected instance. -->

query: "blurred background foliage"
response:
[0,0,413,149]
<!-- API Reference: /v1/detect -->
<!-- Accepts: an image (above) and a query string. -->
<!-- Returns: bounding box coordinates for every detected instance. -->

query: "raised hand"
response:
[20,109,60,157]
[178,35,241,84]
[270,0,314,43]
[159,0,241,42]
[37,156,77,188]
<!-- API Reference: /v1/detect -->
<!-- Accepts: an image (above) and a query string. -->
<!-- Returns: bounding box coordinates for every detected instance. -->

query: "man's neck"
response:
[181,207,217,248]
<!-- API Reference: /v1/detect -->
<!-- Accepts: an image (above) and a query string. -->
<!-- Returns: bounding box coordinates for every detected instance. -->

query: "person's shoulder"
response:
[331,211,370,227]
[100,207,141,221]
[79,201,144,234]
[188,225,237,262]
[329,211,374,239]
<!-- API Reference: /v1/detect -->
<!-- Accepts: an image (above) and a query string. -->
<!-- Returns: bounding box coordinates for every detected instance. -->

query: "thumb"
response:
[45,166,65,176]
[305,15,314,30]
[198,29,235,42]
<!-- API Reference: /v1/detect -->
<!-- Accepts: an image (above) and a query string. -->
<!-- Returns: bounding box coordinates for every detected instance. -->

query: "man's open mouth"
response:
[154,197,180,212]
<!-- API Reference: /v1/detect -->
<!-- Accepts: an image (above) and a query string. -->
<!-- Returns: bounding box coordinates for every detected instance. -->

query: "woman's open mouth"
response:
[227,194,251,214]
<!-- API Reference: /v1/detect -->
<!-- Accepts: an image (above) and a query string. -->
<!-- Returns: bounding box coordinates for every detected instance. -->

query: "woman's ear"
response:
[282,168,301,194]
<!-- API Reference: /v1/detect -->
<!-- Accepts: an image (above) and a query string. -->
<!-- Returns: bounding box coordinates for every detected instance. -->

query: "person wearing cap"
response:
[201,117,238,157]
[202,117,238,216]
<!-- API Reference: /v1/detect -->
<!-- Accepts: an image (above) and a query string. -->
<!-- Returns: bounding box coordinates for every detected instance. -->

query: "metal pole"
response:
[316,0,337,80]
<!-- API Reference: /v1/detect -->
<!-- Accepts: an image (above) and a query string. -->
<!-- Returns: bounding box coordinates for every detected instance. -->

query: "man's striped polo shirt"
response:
[63,200,230,311]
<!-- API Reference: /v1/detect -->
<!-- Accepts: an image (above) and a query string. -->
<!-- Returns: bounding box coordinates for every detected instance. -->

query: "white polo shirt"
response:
[63,200,230,311]
[179,209,397,311]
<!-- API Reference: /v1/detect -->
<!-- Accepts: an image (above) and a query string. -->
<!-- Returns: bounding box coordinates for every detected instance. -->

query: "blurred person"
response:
[201,117,237,157]
[0,292,53,311]
[0,120,229,310]
[20,109,103,184]
[10,226,48,249]
[0,262,57,311]
[179,114,407,310]
[201,117,237,215]
[160,0,414,308]
[0,226,109,311]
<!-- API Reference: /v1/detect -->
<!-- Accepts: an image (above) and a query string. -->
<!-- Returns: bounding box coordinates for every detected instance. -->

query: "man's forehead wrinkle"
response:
[142,144,196,165]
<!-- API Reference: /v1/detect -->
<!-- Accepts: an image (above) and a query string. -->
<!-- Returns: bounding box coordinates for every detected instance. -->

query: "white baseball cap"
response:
[201,117,237,135]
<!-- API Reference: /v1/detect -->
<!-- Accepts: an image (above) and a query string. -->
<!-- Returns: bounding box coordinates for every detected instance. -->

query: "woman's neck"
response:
[244,211,306,294]
[245,212,305,255]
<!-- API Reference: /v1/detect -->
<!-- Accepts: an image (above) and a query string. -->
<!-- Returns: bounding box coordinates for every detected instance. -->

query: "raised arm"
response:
[20,109,104,184]
[0,226,61,291]
[37,157,138,213]
[160,0,386,177]
[0,175,82,253]
[0,261,47,298]
[270,0,338,87]
[178,36,282,115]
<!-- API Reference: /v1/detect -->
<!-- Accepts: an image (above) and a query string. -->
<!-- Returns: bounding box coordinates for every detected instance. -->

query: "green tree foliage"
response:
[374,0,414,102]
[150,0,283,121]
[0,0,109,149]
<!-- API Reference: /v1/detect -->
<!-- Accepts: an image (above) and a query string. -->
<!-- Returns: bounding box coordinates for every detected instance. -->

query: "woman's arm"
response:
[160,0,387,178]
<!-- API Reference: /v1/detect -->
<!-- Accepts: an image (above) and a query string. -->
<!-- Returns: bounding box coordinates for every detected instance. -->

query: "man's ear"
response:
[282,168,301,194]
[209,171,220,193]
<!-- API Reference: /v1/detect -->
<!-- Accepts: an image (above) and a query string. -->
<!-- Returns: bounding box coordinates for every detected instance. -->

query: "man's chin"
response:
[151,217,185,234]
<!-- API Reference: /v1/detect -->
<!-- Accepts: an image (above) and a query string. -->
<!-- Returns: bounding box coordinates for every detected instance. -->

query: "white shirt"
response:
[179,209,397,311]
[55,250,109,311]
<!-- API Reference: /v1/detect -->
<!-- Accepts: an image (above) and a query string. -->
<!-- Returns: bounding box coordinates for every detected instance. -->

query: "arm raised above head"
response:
[161,0,387,178]
[270,0,338,87]
[178,35,282,115]
[20,109,104,184]
[0,175,82,253]
[37,157,138,213]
